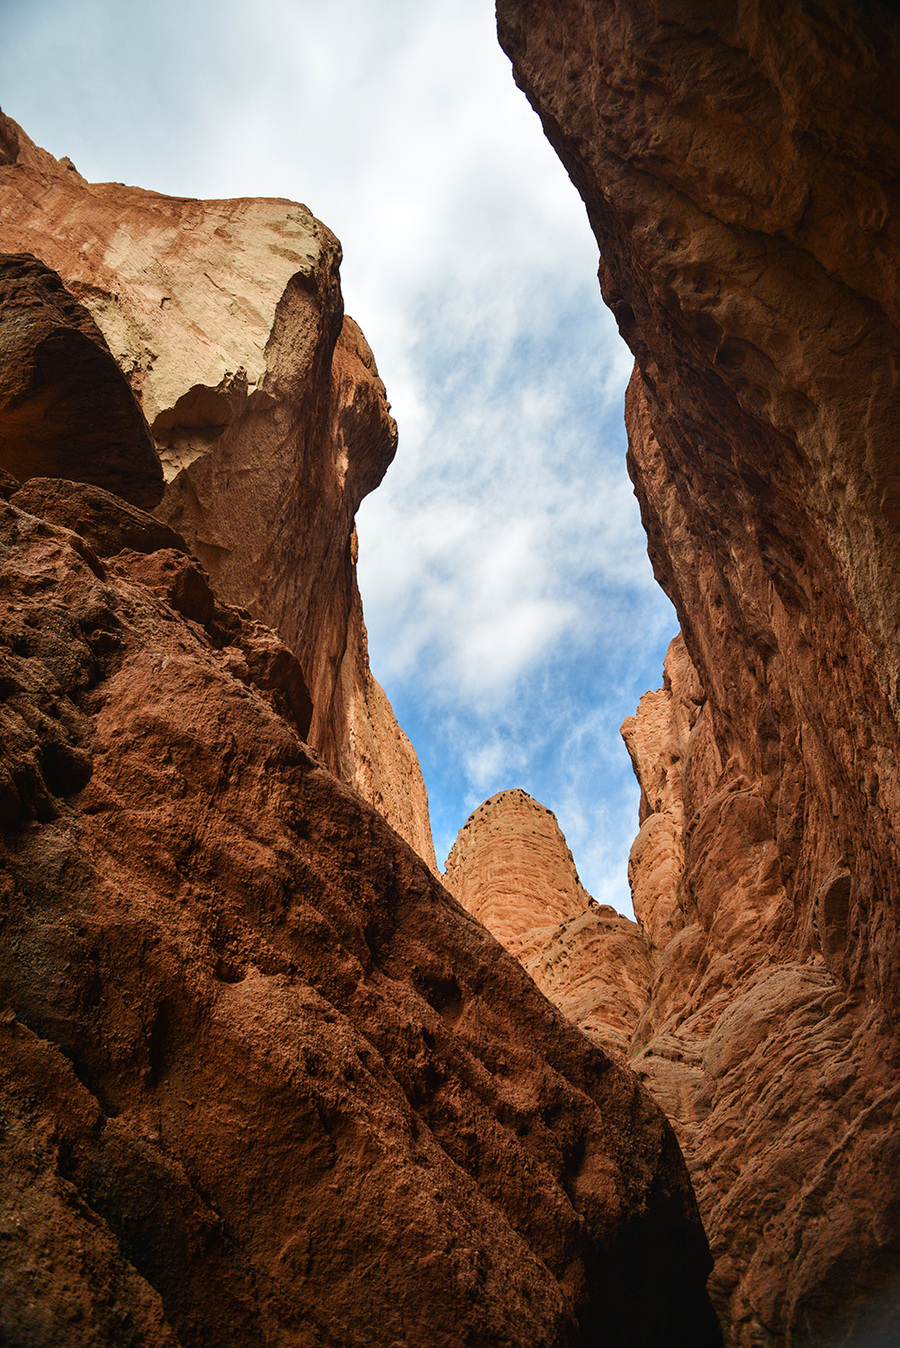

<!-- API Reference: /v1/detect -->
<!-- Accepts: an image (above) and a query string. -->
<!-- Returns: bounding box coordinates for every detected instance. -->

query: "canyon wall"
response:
[0,118,724,1344]
[0,111,436,869]
[493,1,900,1343]
[0,261,721,1344]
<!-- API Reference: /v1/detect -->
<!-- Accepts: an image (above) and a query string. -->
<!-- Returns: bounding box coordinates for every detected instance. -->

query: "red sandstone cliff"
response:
[493,1,900,1342]
[0,259,721,1342]
[0,112,436,870]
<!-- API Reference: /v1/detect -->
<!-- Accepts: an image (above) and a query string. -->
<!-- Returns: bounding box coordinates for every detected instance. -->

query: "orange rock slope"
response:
[0,267,721,1342]
[491,1,900,1343]
[0,112,435,870]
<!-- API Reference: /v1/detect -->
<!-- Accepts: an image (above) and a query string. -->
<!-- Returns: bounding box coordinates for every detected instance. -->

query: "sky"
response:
[1,0,678,911]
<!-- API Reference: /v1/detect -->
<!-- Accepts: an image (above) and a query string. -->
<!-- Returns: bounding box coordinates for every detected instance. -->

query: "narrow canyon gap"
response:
[0,110,719,1346]
[3,0,900,1342]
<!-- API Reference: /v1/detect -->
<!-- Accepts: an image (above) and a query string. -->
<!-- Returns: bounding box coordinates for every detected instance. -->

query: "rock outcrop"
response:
[622,634,900,1348]
[444,790,651,1059]
[496,1,900,1343]
[0,112,436,870]
[0,480,720,1345]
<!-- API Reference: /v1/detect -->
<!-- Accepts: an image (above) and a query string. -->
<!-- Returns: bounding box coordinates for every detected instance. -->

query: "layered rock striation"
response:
[496,1,900,1343]
[0,111,436,869]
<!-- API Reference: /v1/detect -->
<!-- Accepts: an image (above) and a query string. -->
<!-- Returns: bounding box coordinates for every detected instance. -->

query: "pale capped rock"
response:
[0,111,436,871]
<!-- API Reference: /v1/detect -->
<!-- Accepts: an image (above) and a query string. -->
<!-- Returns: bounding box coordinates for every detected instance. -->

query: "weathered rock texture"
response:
[0,111,436,870]
[497,1,900,1343]
[444,790,651,1059]
[0,486,720,1346]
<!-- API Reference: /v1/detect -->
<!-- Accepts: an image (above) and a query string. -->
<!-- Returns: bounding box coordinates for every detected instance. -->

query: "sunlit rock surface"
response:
[496,1,900,1342]
[0,111,436,870]
[623,635,900,1348]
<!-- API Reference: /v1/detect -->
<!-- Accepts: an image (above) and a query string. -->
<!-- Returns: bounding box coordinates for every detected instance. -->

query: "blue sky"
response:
[1,0,677,909]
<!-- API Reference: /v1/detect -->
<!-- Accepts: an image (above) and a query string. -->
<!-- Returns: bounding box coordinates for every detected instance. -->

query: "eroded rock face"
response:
[497,1,900,1342]
[10,476,188,559]
[444,790,651,1060]
[0,489,720,1347]
[623,636,900,1347]
[0,112,436,870]
[0,115,334,451]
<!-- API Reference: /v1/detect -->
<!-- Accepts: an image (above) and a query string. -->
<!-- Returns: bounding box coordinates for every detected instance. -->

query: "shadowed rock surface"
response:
[0,111,436,870]
[0,490,720,1347]
[10,476,188,558]
[0,253,162,507]
[495,1,900,1342]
